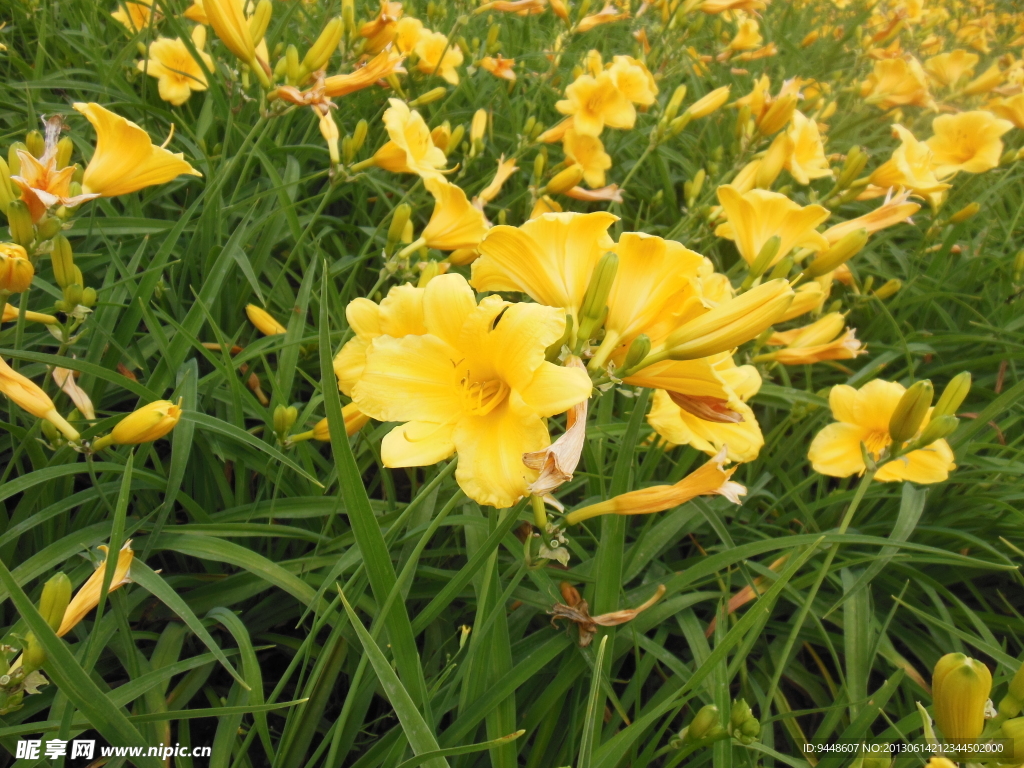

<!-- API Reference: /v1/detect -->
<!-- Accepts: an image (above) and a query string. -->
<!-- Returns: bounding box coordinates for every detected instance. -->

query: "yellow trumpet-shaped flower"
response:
[246,304,287,335]
[112,0,157,33]
[564,448,746,524]
[417,178,489,251]
[92,399,183,450]
[57,541,134,637]
[0,357,80,441]
[138,27,214,106]
[608,56,658,106]
[756,312,864,365]
[394,16,424,53]
[204,0,257,65]
[472,211,618,324]
[334,283,427,396]
[322,50,406,98]
[714,185,830,267]
[728,18,762,51]
[555,71,635,137]
[369,99,448,180]
[353,274,592,508]
[73,103,201,197]
[415,30,464,85]
[359,1,403,54]
[647,355,764,463]
[988,93,1024,129]
[932,653,992,740]
[783,110,831,185]
[808,379,956,483]
[867,124,949,197]
[562,129,612,189]
[924,50,978,89]
[859,57,933,110]
[926,110,1014,177]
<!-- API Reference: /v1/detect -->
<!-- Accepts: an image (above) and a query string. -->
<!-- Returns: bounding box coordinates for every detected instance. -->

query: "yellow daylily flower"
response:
[608,56,658,106]
[859,57,933,110]
[478,55,516,82]
[471,211,618,324]
[576,4,631,33]
[11,119,98,220]
[183,0,208,23]
[417,178,489,251]
[924,49,978,89]
[808,379,956,483]
[756,312,864,365]
[333,283,427,396]
[73,103,201,197]
[728,18,762,51]
[415,30,464,85]
[138,27,214,106]
[111,0,157,33]
[866,124,949,197]
[394,16,424,53]
[204,0,257,66]
[562,129,612,188]
[926,110,1014,176]
[988,93,1024,129]
[57,542,134,636]
[352,274,592,508]
[369,99,448,180]
[564,448,746,524]
[359,0,403,54]
[555,71,635,137]
[714,185,830,267]
[648,355,764,463]
[0,357,79,441]
[783,110,831,185]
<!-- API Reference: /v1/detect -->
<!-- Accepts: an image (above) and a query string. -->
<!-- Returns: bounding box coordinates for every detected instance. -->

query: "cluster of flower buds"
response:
[670,699,761,753]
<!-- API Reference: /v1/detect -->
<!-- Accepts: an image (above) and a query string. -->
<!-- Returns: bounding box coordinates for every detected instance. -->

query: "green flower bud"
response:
[248,0,273,46]
[25,131,45,159]
[933,652,992,740]
[8,142,27,177]
[914,415,958,447]
[533,153,546,185]
[81,287,97,308]
[303,17,343,74]
[386,204,412,255]
[285,44,301,84]
[7,200,34,247]
[685,704,722,742]
[35,216,62,241]
[871,278,902,299]
[63,283,84,308]
[805,228,869,277]
[449,124,466,153]
[20,634,45,673]
[51,235,75,288]
[38,573,71,634]
[999,665,1024,720]
[1001,717,1024,761]
[274,404,298,437]
[620,334,651,374]
[836,146,867,191]
[685,168,705,208]
[55,138,74,170]
[889,379,933,445]
[932,372,971,420]
[577,251,618,343]
[748,235,781,280]
[0,156,14,210]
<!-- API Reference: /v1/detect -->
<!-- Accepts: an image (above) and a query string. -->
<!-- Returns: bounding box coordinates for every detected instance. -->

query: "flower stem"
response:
[531,493,548,529]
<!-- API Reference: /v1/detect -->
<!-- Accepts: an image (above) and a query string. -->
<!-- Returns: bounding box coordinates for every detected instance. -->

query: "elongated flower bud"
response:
[39,573,72,633]
[757,93,798,135]
[748,235,781,280]
[246,304,287,335]
[685,704,724,742]
[412,87,448,107]
[352,119,368,153]
[0,157,14,209]
[25,130,45,159]
[0,357,79,441]
[92,399,183,451]
[206,0,258,64]
[0,243,34,293]
[950,202,980,224]
[933,653,991,740]
[471,109,488,147]
[51,235,75,288]
[621,334,650,373]
[662,84,687,124]
[577,251,618,342]
[662,279,794,360]
[932,372,971,420]
[248,0,272,45]
[303,17,343,74]
[756,133,790,189]
[7,143,26,177]
[273,404,298,437]
[999,665,1024,720]
[804,229,868,278]
[386,203,412,255]
[20,633,45,673]
[55,137,74,170]
[836,146,867,191]
[544,164,585,195]
[685,168,705,208]
[889,380,933,445]
[7,200,34,247]
[872,278,901,299]
[686,86,731,119]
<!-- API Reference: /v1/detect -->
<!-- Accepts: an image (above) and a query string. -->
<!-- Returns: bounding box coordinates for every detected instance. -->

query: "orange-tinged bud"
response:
[93,399,183,450]
[0,243,34,293]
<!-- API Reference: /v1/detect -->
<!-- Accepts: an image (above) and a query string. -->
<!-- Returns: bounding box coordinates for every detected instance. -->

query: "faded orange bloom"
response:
[564,184,623,202]
[756,312,864,365]
[477,0,546,13]
[478,55,516,81]
[549,581,666,647]
[12,119,98,221]
[323,49,406,98]
[823,189,920,244]
[576,4,630,32]
[359,1,403,54]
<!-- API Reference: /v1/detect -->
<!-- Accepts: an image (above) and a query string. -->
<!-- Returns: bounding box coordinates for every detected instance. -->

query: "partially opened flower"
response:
[859,57,933,109]
[369,99,448,180]
[413,178,489,252]
[474,156,518,207]
[867,124,949,196]
[138,27,214,106]
[988,93,1024,129]
[334,283,427,396]
[808,379,956,483]
[478,55,516,82]
[823,189,920,244]
[556,71,635,137]
[715,185,830,267]
[322,49,406,98]
[565,448,746,524]
[112,0,157,33]
[755,312,864,365]
[92,399,183,450]
[0,357,79,441]
[926,110,1014,176]
[562,129,612,188]
[924,50,978,89]
[359,0,403,54]
[415,30,464,85]
[783,111,831,185]
[728,18,762,51]
[352,274,592,508]
[472,211,618,324]
[576,4,631,33]
[73,103,201,197]
[204,0,258,67]
[57,542,134,636]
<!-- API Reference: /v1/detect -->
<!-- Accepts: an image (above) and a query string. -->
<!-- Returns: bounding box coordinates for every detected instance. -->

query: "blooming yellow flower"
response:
[92,399,183,450]
[322,49,406,98]
[369,99,448,180]
[246,304,287,335]
[417,178,489,251]
[700,0,766,12]
[556,71,635,137]
[866,124,949,197]
[562,129,612,188]
[472,211,617,324]
[73,103,201,197]
[756,312,864,365]
[564,448,745,524]
[647,355,764,463]
[714,185,830,267]
[394,16,424,53]
[111,0,156,33]
[415,30,464,85]
[359,0,403,54]
[728,18,762,51]
[204,0,257,66]
[138,27,213,106]
[58,542,135,636]
[924,49,978,89]
[926,110,1014,176]
[478,55,516,82]
[782,110,831,185]
[808,379,956,483]
[859,57,933,109]
[0,357,80,441]
[988,93,1024,129]
[334,283,427,396]
[608,56,658,106]
[353,274,592,508]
